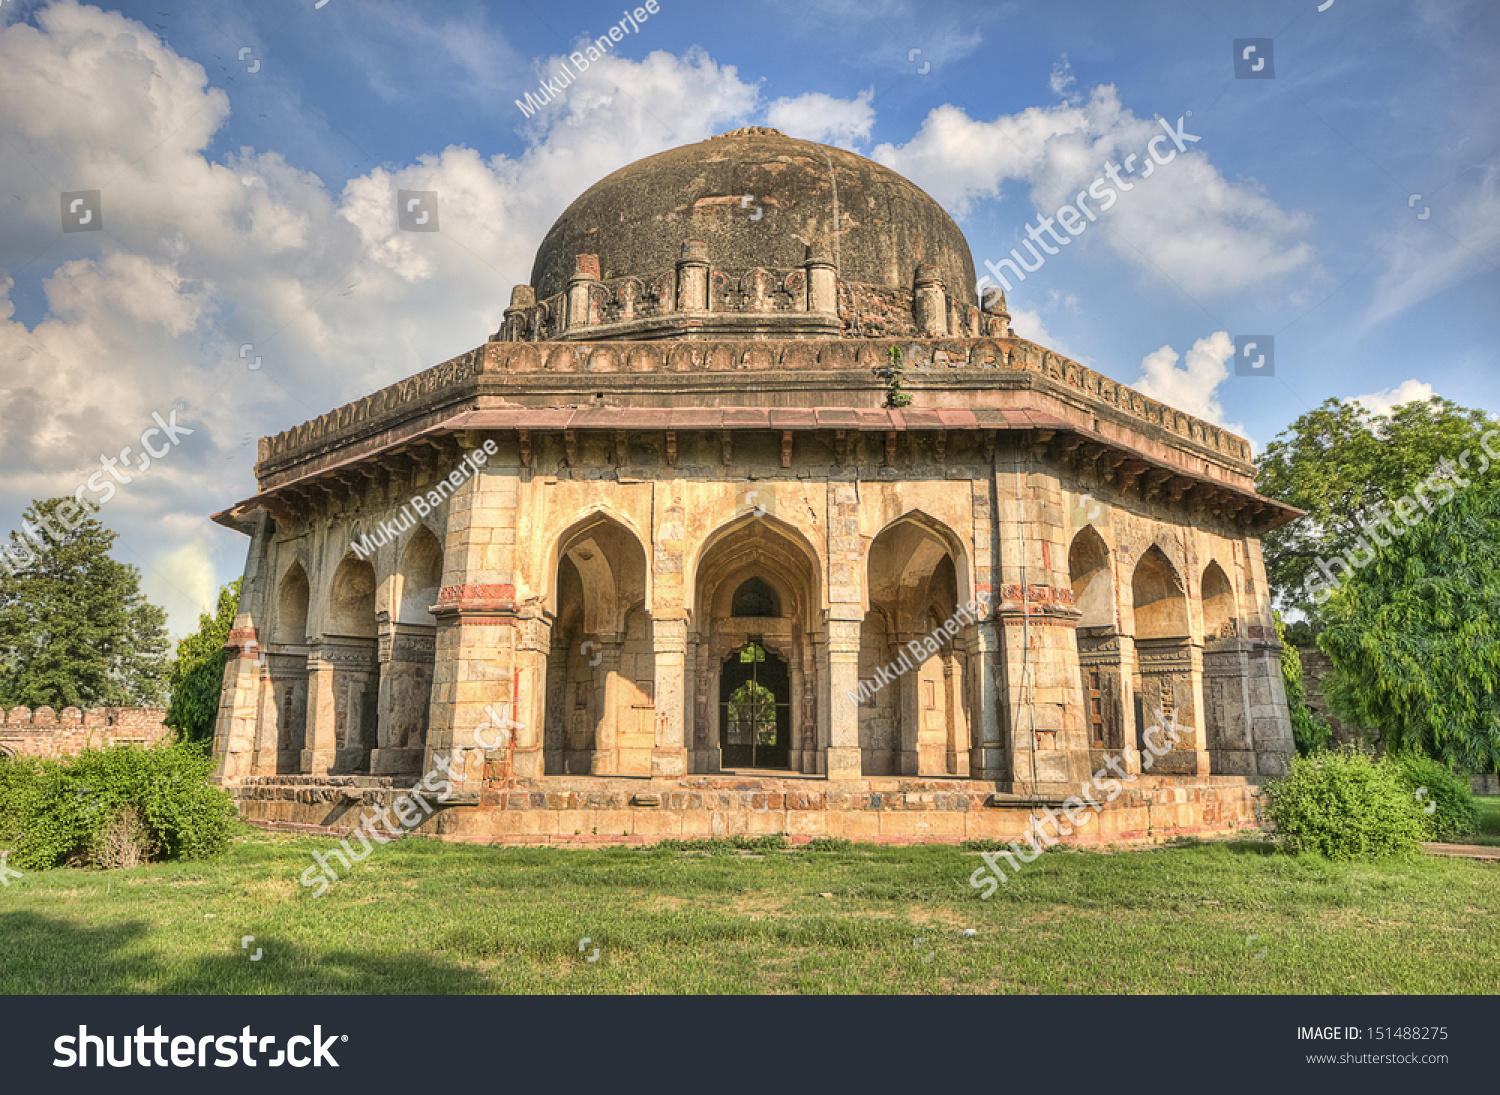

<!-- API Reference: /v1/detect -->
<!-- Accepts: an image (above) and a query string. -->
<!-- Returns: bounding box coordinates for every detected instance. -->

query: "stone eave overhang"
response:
[210,404,1303,535]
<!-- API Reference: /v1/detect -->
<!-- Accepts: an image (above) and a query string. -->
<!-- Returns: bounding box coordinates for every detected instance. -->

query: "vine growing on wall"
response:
[880,345,913,408]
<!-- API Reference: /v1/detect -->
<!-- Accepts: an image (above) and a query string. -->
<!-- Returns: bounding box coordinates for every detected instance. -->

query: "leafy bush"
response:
[1261,747,1425,860]
[1390,751,1479,842]
[4,742,236,871]
[0,753,40,845]
[647,833,790,854]
[801,836,853,852]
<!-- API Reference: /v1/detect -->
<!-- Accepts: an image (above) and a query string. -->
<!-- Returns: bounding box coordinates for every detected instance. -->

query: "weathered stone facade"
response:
[212,129,1298,844]
[0,706,172,759]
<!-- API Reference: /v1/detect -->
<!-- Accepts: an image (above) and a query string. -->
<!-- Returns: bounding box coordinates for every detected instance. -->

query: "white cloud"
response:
[1352,379,1436,418]
[1131,330,1246,436]
[871,85,1316,295]
[1007,307,1073,360]
[1049,55,1077,101]
[1366,163,1500,324]
[765,88,874,149]
[0,5,760,635]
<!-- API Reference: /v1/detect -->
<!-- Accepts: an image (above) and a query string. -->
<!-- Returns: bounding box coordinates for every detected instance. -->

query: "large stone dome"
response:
[529,128,978,307]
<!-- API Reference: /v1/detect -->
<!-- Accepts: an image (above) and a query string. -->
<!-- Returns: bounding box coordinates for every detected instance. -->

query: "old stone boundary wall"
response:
[0,707,173,759]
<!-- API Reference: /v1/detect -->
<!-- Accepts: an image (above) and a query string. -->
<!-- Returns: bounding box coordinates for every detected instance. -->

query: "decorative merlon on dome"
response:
[495,241,1004,344]
[710,126,787,140]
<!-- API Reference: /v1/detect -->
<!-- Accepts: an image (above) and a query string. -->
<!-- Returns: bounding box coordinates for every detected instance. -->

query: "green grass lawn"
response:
[2,824,1497,994]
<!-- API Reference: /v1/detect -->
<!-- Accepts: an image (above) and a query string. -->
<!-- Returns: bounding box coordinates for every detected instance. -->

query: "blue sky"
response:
[0,0,1496,637]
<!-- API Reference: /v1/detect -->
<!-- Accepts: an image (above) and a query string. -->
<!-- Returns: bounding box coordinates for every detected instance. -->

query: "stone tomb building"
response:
[213,128,1298,844]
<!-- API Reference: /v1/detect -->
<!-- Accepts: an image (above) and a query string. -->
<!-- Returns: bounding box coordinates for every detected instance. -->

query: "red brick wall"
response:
[0,706,172,759]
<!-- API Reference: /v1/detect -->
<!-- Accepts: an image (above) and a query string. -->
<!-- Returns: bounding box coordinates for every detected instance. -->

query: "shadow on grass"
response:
[0,911,491,995]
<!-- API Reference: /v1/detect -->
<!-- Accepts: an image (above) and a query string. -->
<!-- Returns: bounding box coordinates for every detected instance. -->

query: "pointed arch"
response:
[1201,560,1237,640]
[1131,545,1188,640]
[863,509,972,615]
[1068,526,1113,629]
[396,525,444,625]
[272,561,310,645]
[862,510,973,777]
[326,555,378,639]
[543,505,650,622]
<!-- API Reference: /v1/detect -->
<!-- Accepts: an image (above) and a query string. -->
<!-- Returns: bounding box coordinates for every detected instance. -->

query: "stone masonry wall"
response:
[0,706,172,759]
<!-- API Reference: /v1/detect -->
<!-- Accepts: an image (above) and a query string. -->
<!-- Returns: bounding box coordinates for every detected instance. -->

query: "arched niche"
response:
[325,555,379,774]
[1201,561,1237,640]
[377,528,444,776]
[1130,544,1196,774]
[544,514,649,776]
[260,561,312,775]
[1069,526,1114,629]
[1070,528,1124,756]
[860,513,973,777]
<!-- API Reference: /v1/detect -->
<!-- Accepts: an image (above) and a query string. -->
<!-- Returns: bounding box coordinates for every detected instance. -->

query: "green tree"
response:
[0,498,171,709]
[1276,612,1333,756]
[1317,475,1500,777]
[165,580,241,745]
[1257,396,1495,617]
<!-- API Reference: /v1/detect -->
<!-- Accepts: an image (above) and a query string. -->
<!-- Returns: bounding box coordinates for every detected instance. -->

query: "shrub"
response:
[648,833,790,854]
[5,742,236,871]
[1390,751,1479,842]
[802,836,853,852]
[0,753,40,845]
[1261,747,1425,860]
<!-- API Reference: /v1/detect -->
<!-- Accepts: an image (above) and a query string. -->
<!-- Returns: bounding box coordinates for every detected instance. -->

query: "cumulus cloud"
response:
[871,85,1315,295]
[1131,330,1246,436]
[1352,379,1436,417]
[0,3,759,634]
[765,88,874,148]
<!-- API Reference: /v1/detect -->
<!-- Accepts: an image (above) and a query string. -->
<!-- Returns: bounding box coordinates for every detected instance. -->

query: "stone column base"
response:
[826,746,862,780]
[301,748,336,775]
[651,748,687,778]
[371,747,424,776]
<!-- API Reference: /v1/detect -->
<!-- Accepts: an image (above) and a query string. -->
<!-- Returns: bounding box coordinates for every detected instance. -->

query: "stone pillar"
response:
[675,240,709,312]
[894,631,922,776]
[501,284,535,341]
[971,618,1007,779]
[213,510,270,784]
[650,617,688,777]
[591,639,625,776]
[425,434,526,789]
[825,478,863,779]
[1244,537,1294,776]
[565,254,600,333]
[825,616,863,779]
[992,447,1090,793]
[805,244,838,314]
[913,264,948,336]
[301,642,339,775]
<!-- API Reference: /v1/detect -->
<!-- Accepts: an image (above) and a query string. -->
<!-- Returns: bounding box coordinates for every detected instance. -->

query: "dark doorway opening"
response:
[719,642,791,769]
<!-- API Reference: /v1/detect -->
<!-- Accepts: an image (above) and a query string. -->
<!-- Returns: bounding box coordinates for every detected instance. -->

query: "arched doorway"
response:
[689,514,821,774]
[719,641,791,769]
